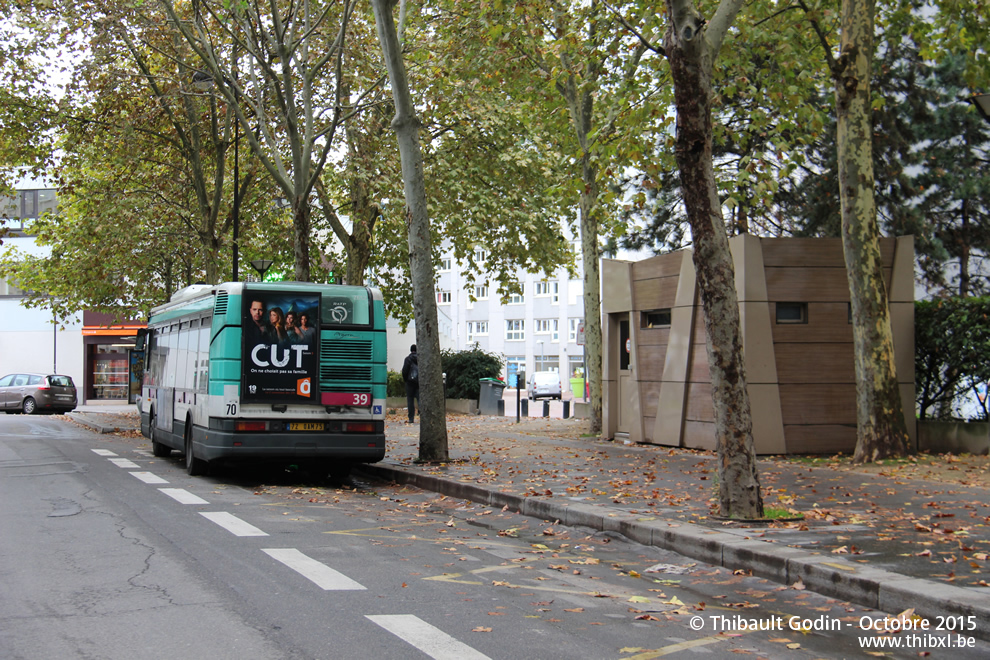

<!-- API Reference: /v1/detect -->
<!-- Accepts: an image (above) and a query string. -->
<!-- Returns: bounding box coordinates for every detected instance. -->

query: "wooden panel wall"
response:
[615,236,906,455]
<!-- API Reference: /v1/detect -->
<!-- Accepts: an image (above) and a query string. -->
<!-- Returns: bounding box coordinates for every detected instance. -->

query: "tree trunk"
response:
[834,0,908,462]
[579,156,604,435]
[371,0,448,461]
[293,203,311,282]
[666,0,763,519]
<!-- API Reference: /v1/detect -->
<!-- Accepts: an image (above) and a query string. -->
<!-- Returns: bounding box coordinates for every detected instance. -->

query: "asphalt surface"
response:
[65,403,990,642]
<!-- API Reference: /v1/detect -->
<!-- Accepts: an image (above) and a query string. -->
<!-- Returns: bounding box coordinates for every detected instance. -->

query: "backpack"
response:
[408,361,419,383]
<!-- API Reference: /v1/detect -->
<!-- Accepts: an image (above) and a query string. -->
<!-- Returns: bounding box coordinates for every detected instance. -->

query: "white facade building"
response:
[436,245,588,395]
[0,176,85,385]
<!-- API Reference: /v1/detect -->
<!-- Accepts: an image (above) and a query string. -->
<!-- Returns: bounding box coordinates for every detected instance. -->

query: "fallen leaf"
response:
[472,627,492,632]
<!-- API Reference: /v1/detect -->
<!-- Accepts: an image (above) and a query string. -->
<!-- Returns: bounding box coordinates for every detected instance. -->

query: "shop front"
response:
[82,312,146,403]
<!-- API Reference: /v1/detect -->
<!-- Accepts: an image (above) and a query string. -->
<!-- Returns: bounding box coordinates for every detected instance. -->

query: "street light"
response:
[972,94,990,125]
[251,259,273,281]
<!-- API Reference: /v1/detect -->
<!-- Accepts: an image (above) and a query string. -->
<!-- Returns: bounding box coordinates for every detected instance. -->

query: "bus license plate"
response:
[321,393,372,407]
[289,423,325,431]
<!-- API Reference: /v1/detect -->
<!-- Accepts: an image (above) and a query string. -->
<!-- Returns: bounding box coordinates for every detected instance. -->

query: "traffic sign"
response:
[576,321,585,345]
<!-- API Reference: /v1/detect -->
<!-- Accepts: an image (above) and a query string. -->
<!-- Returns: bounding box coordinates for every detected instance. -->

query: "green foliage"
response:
[440,347,504,400]
[387,369,405,398]
[915,298,990,420]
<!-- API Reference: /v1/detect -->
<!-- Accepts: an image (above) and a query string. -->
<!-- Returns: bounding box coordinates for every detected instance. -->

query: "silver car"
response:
[527,371,562,401]
[0,373,78,414]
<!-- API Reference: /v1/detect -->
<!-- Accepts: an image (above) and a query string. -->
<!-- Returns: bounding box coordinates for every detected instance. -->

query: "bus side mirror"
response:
[135,328,148,351]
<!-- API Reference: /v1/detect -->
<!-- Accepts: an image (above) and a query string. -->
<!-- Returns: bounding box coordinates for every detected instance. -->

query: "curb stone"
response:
[359,461,990,643]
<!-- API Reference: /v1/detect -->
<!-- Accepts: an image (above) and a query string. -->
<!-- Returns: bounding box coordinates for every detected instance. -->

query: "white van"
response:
[528,371,562,401]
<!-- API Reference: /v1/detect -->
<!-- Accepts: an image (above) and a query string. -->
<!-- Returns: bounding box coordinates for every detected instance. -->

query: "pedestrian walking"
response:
[401,345,419,423]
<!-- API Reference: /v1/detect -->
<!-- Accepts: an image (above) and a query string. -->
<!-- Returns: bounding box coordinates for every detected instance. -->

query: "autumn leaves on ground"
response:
[369,413,990,587]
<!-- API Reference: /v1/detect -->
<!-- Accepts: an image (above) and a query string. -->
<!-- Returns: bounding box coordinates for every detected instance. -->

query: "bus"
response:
[137,281,387,477]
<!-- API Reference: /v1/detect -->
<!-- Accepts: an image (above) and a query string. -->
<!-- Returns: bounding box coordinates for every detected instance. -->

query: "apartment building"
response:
[436,246,588,394]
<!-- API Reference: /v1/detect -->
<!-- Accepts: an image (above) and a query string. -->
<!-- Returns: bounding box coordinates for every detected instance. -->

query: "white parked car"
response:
[528,371,562,401]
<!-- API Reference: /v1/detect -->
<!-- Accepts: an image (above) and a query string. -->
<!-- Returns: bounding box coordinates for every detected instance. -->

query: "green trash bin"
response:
[478,378,506,416]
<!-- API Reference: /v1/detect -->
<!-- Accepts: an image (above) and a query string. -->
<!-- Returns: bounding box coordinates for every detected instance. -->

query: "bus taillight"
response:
[235,421,267,432]
[343,422,375,433]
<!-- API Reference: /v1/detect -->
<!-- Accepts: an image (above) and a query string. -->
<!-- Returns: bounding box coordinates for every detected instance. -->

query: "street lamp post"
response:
[251,259,273,281]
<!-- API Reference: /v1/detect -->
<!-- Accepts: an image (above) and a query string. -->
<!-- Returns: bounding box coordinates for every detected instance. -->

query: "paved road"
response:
[4,413,990,659]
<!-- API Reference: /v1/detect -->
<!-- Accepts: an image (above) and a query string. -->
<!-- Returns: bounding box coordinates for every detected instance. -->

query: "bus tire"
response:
[150,413,172,457]
[184,424,208,476]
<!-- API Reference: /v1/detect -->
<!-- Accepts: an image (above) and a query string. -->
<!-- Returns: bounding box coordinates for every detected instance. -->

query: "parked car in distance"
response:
[0,373,78,414]
[528,371,562,401]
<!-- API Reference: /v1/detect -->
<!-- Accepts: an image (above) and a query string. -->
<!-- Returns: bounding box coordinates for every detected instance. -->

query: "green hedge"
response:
[441,347,504,400]
[387,369,405,398]
[916,297,990,420]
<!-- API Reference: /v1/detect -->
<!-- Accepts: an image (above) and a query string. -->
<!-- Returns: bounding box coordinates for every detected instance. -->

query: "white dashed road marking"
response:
[131,472,168,484]
[262,548,366,591]
[159,488,210,505]
[109,458,140,468]
[366,615,492,660]
[199,511,269,537]
[92,449,117,456]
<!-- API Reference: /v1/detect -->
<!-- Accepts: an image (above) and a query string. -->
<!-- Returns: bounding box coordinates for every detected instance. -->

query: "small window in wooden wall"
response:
[641,309,672,328]
[775,302,808,324]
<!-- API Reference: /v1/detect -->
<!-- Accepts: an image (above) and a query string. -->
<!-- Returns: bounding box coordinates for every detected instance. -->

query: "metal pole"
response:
[52,305,57,373]
[232,126,240,282]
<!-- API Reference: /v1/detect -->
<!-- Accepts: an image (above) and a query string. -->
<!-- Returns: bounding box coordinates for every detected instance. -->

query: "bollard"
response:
[521,398,528,416]
[562,400,570,419]
[497,399,505,416]
[542,401,550,417]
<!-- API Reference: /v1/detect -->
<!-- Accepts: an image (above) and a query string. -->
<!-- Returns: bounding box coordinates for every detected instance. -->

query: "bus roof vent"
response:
[214,290,229,316]
[169,284,214,303]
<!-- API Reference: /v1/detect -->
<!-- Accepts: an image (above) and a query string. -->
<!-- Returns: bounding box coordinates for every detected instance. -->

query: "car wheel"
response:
[184,423,207,476]
[22,397,37,415]
[150,415,171,457]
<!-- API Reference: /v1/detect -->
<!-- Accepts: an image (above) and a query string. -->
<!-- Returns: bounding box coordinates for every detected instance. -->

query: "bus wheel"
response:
[150,414,171,457]
[184,425,208,476]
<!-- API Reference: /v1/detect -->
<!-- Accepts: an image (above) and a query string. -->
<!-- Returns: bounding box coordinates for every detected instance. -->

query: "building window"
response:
[440,257,451,272]
[437,290,451,304]
[505,355,525,381]
[642,309,672,328]
[467,321,489,342]
[535,319,553,334]
[0,277,25,297]
[506,319,525,341]
[474,249,488,264]
[775,302,808,324]
[508,283,524,305]
[474,285,489,300]
[534,281,559,304]
[568,318,581,342]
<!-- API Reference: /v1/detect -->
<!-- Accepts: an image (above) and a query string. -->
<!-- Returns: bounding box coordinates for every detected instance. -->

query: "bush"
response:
[916,297,990,420]
[441,347,504,400]
[387,369,405,398]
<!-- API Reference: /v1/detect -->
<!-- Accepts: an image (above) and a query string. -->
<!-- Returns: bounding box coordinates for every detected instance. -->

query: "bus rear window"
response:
[321,290,371,326]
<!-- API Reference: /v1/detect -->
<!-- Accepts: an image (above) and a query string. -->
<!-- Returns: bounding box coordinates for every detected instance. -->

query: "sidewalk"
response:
[365,414,990,641]
[65,406,990,639]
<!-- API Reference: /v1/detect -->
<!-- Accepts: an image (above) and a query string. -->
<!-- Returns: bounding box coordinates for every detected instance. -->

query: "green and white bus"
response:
[138,282,387,476]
